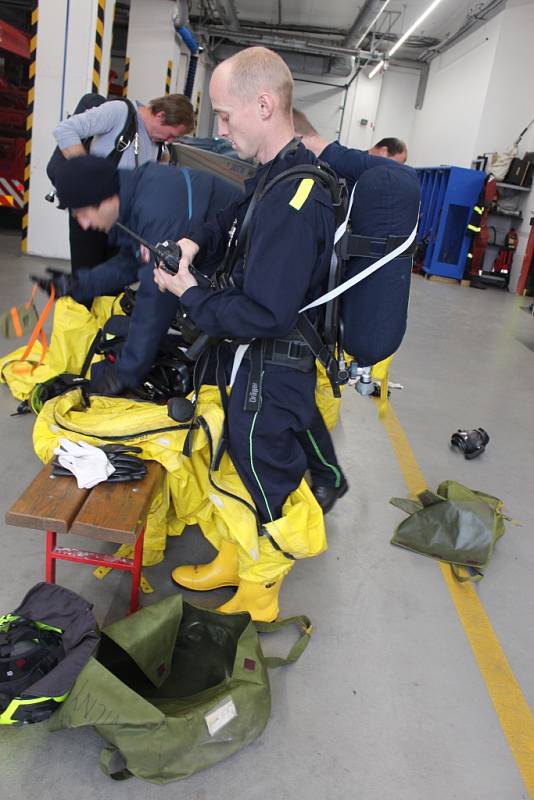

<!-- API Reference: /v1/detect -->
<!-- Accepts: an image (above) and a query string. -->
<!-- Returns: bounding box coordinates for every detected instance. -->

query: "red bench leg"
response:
[45,530,57,583]
[129,526,145,614]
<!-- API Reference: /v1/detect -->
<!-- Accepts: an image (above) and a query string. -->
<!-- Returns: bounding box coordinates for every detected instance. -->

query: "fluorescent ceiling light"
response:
[369,60,384,78]
[369,0,446,76]
[389,0,445,57]
[354,0,393,50]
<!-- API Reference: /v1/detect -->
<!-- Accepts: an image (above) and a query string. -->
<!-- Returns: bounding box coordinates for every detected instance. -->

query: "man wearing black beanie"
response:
[33,155,241,395]
[55,156,121,216]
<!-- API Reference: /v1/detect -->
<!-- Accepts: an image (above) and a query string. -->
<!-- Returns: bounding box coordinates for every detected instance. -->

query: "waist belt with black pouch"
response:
[244,336,314,372]
[239,335,314,413]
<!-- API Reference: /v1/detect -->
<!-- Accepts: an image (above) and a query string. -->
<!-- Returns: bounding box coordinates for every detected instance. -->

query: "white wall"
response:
[27,0,114,259]
[472,0,534,291]
[340,71,382,150]
[475,0,534,156]
[409,14,502,168]
[126,0,186,103]
[373,66,419,154]
[293,79,345,143]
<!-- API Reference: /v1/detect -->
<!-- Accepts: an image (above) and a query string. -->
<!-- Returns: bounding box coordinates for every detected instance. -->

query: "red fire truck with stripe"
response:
[0,19,28,212]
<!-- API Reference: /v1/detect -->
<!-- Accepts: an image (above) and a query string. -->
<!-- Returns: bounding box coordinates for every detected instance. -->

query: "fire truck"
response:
[0,19,29,212]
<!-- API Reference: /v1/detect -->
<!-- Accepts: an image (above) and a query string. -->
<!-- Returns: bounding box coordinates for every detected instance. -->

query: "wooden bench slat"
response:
[69,461,162,544]
[5,464,89,534]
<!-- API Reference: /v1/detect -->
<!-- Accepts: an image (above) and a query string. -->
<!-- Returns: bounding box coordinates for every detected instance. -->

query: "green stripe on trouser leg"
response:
[306,429,342,488]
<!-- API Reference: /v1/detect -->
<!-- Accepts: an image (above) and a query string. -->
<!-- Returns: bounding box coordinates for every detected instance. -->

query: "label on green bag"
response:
[204,696,237,736]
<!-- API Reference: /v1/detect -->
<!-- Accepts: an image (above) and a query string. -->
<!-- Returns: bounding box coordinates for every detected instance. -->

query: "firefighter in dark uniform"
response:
[155,47,336,621]
[32,156,241,395]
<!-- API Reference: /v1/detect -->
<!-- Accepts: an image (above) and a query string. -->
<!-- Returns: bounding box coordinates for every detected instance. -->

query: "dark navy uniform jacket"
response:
[180,142,335,341]
[71,163,241,387]
[320,140,418,189]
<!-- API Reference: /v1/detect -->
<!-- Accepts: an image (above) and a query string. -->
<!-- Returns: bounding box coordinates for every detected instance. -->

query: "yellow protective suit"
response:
[33,386,326,583]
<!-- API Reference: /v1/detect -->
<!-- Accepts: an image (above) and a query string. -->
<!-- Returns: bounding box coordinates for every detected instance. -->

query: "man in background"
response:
[34,155,240,395]
[52,94,194,272]
[369,137,408,163]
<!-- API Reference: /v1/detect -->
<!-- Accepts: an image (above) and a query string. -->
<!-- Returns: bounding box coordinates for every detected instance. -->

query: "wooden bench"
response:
[5,461,162,614]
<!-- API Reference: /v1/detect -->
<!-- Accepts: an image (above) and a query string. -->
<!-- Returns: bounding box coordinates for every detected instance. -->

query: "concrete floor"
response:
[0,227,533,799]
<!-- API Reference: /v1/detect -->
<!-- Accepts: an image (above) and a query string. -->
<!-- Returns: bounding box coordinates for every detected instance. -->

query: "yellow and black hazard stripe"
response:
[193,89,202,134]
[21,1,38,254]
[165,60,173,95]
[122,56,130,97]
[92,0,106,94]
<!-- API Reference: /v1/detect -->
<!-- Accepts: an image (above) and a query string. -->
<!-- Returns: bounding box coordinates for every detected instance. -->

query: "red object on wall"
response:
[516,220,534,295]
[468,174,498,276]
[0,20,30,60]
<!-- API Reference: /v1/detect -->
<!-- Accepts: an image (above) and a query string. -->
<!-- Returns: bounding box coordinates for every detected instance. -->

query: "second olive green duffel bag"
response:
[390,480,509,582]
[49,594,311,783]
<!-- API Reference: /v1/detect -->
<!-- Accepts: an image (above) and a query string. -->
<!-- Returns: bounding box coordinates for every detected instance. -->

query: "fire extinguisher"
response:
[504,228,519,250]
[493,227,518,275]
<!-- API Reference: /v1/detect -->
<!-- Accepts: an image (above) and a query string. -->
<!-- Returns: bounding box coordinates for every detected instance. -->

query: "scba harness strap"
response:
[224,161,349,409]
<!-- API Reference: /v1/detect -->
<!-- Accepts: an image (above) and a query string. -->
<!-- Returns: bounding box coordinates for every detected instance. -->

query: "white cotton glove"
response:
[53,438,115,489]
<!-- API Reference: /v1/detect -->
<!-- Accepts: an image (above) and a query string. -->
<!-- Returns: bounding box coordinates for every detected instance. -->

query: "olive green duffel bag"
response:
[49,594,311,783]
[390,480,509,582]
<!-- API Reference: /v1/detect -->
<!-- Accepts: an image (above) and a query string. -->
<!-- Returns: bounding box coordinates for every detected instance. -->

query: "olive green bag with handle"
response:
[390,480,509,582]
[49,594,311,784]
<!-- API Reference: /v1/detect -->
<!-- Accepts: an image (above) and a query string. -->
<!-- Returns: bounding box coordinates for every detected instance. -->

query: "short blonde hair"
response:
[223,47,293,114]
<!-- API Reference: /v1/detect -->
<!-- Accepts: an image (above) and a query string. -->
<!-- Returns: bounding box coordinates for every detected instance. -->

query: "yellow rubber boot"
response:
[216,579,281,622]
[171,540,239,591]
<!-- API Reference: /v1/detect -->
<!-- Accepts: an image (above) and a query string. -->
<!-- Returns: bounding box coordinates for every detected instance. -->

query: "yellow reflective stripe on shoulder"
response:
[289,178,315,210]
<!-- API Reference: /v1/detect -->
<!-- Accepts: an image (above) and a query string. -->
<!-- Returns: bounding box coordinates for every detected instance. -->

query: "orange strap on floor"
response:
[12,285,56,374]
[9,307,23,338]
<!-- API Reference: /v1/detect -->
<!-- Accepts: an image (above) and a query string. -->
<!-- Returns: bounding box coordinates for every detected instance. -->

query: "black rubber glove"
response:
[30,268,74,299]
[89,360,126,397]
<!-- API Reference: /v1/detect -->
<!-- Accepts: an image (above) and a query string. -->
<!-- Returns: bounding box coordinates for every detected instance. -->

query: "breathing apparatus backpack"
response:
[228,159,420,397]
[0,582,99,725]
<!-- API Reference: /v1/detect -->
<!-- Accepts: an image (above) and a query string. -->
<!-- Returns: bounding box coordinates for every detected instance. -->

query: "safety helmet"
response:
[0,614,66,725]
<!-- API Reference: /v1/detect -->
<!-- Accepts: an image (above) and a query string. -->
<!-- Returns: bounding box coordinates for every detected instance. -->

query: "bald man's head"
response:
[213,47,293,114]
[209,47,296,163]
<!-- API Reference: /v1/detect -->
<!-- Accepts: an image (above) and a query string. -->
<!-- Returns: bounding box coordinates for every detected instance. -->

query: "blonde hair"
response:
[222,47,293,114]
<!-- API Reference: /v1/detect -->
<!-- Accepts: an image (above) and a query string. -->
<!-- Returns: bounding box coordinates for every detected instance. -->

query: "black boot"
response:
[312,478,349,514]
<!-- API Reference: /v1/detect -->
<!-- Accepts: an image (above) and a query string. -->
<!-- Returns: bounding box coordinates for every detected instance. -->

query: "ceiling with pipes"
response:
[188,0,506,76]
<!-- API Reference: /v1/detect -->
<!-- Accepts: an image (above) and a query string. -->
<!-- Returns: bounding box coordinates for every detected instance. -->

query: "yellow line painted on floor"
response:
[379,399,534,797]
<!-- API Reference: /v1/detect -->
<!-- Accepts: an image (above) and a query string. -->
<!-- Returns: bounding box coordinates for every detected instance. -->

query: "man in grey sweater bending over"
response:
[53,94,194,272]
